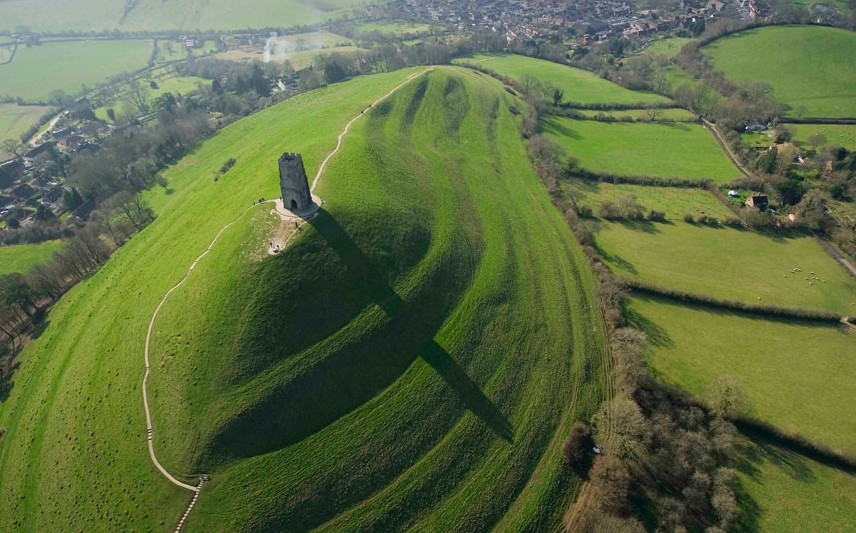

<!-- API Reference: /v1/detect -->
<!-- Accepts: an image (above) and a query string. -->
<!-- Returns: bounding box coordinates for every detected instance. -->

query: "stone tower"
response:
[278,152,312,211]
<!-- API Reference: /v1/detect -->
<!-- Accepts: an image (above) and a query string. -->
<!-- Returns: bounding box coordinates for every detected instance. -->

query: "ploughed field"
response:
[0,67,607,530]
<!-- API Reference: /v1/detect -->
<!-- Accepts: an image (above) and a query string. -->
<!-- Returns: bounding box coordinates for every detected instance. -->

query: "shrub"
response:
[563,421,595,473]
[684,213,695,223]
[647,209,667,222]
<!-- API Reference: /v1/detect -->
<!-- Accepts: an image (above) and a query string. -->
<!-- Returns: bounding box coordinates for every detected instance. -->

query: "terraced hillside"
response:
[0,67,607,530]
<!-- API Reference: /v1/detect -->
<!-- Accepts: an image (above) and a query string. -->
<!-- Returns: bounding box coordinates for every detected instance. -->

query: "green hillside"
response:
[0,67,607,530]
[703,25,856,118]
[453,53,670,106]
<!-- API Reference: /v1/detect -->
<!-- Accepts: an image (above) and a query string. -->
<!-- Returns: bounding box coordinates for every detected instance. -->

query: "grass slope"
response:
[627,295,856,455]
[0,241,63,276]
[789,124,856,151]
[541,116,741,182]
[453,53,670,106]
[0,104,51,155]
[736,437,856,532]
[0,40,153,102]
[0,0,369,33]
[703,25,856,118]
[597,221,856,314]
[0,67,606,530]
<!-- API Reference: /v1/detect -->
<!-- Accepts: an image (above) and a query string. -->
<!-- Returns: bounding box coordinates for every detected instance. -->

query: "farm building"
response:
[746,194,769,210]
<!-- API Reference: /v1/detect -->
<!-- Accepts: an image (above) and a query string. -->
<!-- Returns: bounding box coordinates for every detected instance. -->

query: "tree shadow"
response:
[616,218,660,234]
[624,303,674,348]
[207,209,512,462]
[597,247,638,275]
[0,361,20,403]
[538,116,581,140]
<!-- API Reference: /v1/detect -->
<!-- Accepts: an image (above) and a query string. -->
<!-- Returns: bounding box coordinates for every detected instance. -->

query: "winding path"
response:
[141,67,433,531]
[702,118,753,178]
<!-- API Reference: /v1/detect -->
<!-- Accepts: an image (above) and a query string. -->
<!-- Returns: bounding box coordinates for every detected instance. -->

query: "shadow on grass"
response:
[624,304,674,348]
[539,116,581,140]
[0,362,20,403]
[597,247,638,275]
[207,208,512,463]
[616,218,660,234]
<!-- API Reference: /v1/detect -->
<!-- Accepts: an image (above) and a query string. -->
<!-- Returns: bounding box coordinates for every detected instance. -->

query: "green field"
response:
[575,107,697,121]
[453,53,670,106]
[355,21,439,35]
[597,220,856,314]
[789,124,856,151]
[627,295,856,455]
[0,67,607,530]
[703,25,856,118]
[0,104,51,156]
[0,0,369,33]
[0,240,63,275]
[0,40,153,102]
[642,37,693,58]
[737,436,856,533]
[541,116,741,182]
[562,179,733,220]
[94,75,208,122]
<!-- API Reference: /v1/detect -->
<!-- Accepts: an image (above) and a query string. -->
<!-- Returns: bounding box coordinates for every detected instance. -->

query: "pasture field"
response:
[703,25,856,118]
[788,124,856,151]
[0,240,63,275]
[0,40,152,102]
[453,53,670,106]
[214,31,360,68]
[0,104,51,155]
[561,179,733,220]
[642,37,693,58]
[737,436,856,533]
[596,221,856,314]
[541,116,741,182]
[0,0,368,33]
[626,294,856,455]
[93,75,208,122]
[0,67,606,530]
[575,107,696,121]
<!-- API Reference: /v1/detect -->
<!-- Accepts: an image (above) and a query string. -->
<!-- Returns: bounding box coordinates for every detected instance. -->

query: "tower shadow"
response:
[208,209,513,462]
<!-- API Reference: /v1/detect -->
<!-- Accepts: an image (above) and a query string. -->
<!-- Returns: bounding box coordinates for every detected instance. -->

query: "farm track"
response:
[702,118,752,178]
[142,67,433,531]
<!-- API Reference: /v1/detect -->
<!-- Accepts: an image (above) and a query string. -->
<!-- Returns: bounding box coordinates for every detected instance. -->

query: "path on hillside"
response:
[702,118,752,178]
[142,67,433,531]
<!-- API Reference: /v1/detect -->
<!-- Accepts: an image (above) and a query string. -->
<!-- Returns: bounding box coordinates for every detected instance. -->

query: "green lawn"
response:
[703,25,856,118]
[0,67,607,530]
[788,124,856,151]
[597,221,856,314]
[0,103,51,156]
[0,40,153,102]
[0,0,370,33]
[453,53,671,106]
[0,240,63,275]
[541,116,741,182]
[561,179,733,220]
[642,37,693,59]
[627,294,856,456]
[94,75,208,122]
[736,436,856,533]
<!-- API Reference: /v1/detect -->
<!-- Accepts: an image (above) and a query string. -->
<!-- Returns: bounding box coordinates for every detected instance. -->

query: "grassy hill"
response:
[0,40,153,102]
[0,67,607,530]
[453,53,670,106]
[541,116,741,182]
[627,295,856,456]
[703,25,856,118]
